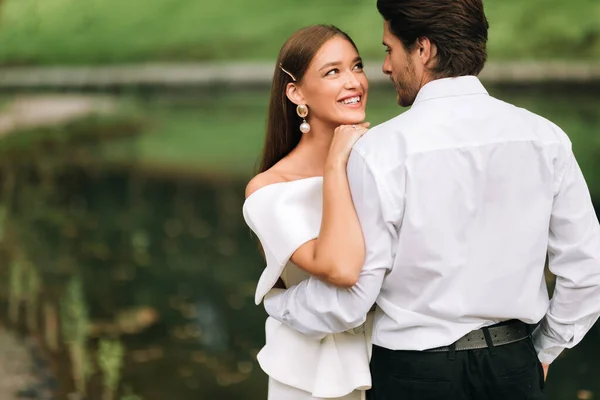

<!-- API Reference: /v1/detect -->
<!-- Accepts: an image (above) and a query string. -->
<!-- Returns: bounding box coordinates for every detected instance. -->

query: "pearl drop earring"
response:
[296,104,310,133]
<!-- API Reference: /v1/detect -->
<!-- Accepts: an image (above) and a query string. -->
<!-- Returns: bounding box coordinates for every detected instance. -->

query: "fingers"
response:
[327,122,370,163]
[334,122,371,134]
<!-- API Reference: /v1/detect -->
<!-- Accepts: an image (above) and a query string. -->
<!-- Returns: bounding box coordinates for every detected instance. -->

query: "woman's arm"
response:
[245,124,369,289]
[290,124,369,288]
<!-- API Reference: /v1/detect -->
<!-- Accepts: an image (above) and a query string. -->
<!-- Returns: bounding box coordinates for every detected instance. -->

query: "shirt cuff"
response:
[263,288,286,320]
[532,325,567,364]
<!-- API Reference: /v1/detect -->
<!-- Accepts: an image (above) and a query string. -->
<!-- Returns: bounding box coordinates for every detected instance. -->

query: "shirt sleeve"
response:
[532,153,600,364]
[263,149,398,339]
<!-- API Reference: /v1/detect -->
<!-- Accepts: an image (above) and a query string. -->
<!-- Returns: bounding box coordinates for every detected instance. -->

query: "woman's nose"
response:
[344,72,360,88]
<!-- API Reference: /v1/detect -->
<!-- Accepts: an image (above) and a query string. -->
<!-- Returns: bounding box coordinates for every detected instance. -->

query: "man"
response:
[263,0,600,398]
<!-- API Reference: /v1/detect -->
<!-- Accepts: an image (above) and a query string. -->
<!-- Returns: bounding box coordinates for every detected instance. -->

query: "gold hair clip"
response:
[279,63,297,82]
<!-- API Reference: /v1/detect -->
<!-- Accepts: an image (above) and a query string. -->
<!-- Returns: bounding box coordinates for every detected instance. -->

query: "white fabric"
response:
[264,76,600,365]
[243,178,372,399]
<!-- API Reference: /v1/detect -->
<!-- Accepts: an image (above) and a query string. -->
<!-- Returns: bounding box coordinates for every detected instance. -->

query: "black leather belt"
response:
[425,320,530,352]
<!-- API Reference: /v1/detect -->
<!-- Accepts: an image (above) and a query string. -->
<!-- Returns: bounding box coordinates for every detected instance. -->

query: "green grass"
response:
[0,0,598,65]
[96,88,600,198]
[97,89,402,178]
[94,93,270,177]
[0,100,145,165]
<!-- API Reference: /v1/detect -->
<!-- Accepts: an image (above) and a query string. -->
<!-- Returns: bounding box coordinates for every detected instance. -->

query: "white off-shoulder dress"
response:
[242,177,373,400]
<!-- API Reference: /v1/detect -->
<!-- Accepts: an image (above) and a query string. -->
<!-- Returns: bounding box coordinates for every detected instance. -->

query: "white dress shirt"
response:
[264,76,600,364]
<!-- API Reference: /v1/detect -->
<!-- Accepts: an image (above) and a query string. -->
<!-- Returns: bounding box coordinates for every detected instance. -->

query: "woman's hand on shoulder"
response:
[327,122,370,168]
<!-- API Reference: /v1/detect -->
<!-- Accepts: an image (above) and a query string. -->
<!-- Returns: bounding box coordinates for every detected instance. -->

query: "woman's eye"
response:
[353,63,364,71]
[385,48,391,54]
[326,69,339,76]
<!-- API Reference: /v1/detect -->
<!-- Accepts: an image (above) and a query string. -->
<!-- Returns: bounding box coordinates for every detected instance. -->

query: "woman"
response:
[243,25,372,400]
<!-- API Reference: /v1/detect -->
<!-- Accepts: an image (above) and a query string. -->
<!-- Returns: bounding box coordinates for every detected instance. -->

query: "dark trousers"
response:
[367,338,545,400]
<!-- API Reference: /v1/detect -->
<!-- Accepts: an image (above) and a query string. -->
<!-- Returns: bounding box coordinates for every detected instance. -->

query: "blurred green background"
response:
[0,0,599,64]
[0,1,598,400]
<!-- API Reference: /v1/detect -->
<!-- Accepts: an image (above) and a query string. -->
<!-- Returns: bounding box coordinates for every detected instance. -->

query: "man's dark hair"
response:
[377,0,489,77]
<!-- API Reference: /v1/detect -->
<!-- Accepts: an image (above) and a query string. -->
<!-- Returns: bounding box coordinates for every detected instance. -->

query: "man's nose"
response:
[382,55,392,76]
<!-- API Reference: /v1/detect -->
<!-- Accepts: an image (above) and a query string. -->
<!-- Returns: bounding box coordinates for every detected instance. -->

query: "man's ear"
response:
[417,36,437,69]
[285,83,305,106]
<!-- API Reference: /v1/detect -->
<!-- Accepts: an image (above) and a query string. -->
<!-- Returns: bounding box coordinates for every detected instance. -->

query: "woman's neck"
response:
[291,120,336,176]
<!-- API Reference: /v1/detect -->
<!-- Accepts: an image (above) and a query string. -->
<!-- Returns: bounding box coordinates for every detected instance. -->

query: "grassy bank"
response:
[0,0,598,65]
[2,89,597,196]
[0,98,145,166]
[93,88,600,198]
[95,89,404,179]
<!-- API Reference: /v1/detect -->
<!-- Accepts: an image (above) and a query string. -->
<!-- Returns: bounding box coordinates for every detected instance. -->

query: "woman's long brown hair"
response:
[258,25,358,173]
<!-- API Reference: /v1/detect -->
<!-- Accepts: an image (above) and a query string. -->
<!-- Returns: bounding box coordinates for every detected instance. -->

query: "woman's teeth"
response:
[339,96,361,105]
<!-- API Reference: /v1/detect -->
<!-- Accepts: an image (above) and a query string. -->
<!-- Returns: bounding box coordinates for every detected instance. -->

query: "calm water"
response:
[0,87,599,400]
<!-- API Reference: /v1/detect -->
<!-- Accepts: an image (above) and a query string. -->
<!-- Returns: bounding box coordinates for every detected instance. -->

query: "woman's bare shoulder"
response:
[245,171,287,199]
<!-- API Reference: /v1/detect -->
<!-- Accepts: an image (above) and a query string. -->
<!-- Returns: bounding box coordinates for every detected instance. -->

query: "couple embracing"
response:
[242,0,600,399]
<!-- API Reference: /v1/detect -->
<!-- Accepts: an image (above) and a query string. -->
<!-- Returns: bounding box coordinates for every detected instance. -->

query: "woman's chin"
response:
[337,113,367,126]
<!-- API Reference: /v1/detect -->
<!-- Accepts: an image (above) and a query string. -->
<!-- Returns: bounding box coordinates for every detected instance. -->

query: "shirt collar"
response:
[413,75,488,106]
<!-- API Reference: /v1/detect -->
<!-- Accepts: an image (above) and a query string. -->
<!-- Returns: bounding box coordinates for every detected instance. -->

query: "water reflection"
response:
[1,167,267,399]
